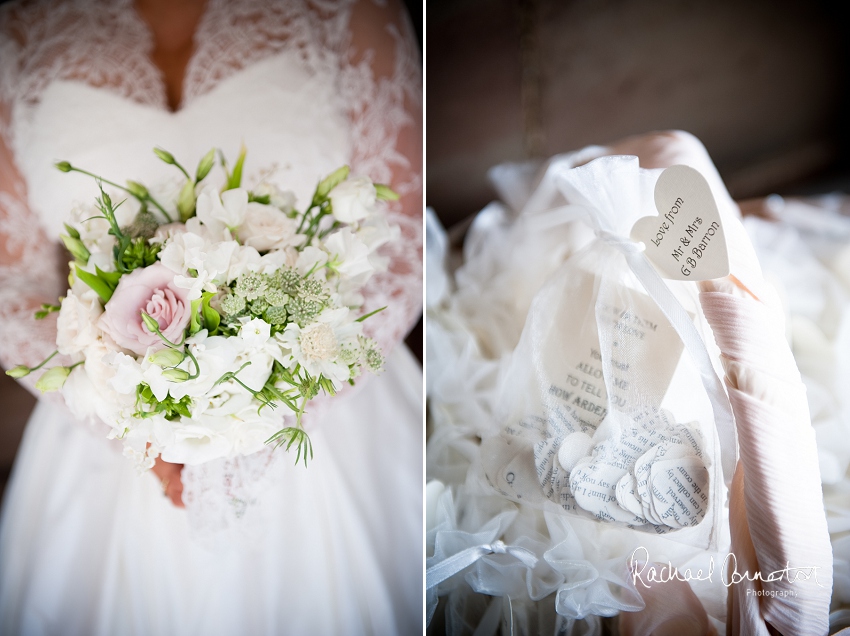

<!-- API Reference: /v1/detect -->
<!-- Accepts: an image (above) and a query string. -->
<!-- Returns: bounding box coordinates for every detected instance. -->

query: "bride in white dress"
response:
[0,1,423,634]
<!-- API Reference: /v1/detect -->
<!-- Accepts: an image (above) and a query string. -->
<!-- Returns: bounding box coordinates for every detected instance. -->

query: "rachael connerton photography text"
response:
[629,546,825,593]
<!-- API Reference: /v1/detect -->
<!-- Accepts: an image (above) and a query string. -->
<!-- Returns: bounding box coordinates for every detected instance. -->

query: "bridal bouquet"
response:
[8,147,397,469]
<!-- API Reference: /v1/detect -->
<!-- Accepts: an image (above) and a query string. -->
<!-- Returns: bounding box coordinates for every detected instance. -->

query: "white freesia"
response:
[168,333,241,401]
[328,176,377,224]
[109,352,145,394]
[278,307,361,387]
[325,228,374,280]
[56,293,103,355]
[296,245,328,277]
[239,318,272,350]
[356,214,399,253]
[238,202,302,252]
[161,232,238,300]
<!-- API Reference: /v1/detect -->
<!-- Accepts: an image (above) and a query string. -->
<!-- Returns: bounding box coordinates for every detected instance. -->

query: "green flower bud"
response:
[61,234,91,263]
[177,180,196,221]
[148,348,185,367]
[126,180,149,199]
[314,165,350,201]
[141,312,160,334]
[374,183,399,201]
[63,223,81,240]
[5,365,31,378]
[153,147,176,164]
[55,161,72,173]
[35,366,71,393]
[195,148,216,183]
[162,368,190,382]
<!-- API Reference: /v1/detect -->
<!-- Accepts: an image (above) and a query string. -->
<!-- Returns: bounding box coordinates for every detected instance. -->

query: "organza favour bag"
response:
[476,156,735,549]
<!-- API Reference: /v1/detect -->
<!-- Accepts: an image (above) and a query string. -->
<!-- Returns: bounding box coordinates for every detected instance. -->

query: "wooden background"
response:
[427,0,849,227]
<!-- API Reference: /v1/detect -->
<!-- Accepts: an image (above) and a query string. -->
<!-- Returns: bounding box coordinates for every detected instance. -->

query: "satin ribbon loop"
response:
[595,228,643,255]
[426,540,539,590]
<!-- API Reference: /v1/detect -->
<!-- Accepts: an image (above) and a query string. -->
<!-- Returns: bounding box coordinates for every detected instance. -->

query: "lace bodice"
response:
[0,0,422,387]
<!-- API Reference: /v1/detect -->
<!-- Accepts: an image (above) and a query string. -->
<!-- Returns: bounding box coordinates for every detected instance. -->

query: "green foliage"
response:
[374,183,399,201]
[120,237,161,271]
[247,193,270,204]
[313,165,349,204]
[75,264,115,303]
[134,384,192,420]
[225,145,247,190]
[189,298,203,335]
[34,302,62,320]
[266,427,313,466]
[201,291,221,334]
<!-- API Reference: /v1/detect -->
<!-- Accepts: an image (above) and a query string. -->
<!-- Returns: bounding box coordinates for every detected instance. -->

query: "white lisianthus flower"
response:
[324,228,374,280]
[328,176,378,224]
[253,183,297,213]
[238,202,303,252]
[197,187,248,235]
[65,344,133,426]
[56,292,103,355]
[159,417,233,465]
[279,308,361,387]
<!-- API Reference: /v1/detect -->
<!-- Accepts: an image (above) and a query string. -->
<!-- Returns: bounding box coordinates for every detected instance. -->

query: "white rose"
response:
[57,292,104,355]
[328,176,377,224]
[238,202,302,252]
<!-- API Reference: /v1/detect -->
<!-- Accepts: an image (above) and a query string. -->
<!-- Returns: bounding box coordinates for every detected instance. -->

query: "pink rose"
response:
[98,262,192,356]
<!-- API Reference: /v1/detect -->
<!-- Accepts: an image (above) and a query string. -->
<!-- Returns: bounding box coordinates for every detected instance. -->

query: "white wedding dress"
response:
[0,1,423,635]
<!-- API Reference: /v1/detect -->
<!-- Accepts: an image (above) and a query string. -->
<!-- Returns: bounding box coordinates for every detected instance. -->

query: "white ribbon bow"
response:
[427,539,539,589]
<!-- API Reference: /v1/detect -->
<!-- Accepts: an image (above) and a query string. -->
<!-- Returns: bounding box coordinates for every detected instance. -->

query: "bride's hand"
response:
[151,457,185,508]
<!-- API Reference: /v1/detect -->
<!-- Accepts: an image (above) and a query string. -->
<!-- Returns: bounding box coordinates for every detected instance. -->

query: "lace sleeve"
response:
[0,103,66,395]
[342,0,423,355]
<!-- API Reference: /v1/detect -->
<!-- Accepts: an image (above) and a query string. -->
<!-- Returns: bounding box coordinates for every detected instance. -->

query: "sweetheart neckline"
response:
[39,48,307,119]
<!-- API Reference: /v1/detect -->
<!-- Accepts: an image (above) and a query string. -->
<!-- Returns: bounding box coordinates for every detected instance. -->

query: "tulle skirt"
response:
[0,346,423,636]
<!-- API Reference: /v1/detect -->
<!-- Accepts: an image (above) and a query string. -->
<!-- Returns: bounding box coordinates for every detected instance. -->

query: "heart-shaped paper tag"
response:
[630,165,730,281]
